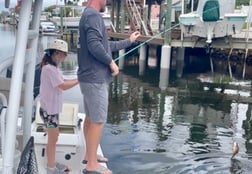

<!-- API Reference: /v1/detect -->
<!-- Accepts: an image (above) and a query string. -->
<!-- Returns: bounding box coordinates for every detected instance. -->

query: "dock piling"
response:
[176,47,185,78]
[139,45,147,75]
[242,48,249,79]
[228,48,233,79]
[118,49,125,70]
[159,44,171,89]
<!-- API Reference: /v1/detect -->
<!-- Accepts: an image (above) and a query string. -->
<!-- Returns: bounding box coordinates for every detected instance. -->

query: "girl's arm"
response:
[58,79,79,90]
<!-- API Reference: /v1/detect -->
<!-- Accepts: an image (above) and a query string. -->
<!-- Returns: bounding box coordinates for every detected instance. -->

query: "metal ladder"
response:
[3,0,43,173]
[127,0,150,35]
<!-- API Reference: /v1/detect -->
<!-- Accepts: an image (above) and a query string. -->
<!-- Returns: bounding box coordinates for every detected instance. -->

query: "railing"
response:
[0,56,14,75]
[0,93,7,159]
[3,0,43,173]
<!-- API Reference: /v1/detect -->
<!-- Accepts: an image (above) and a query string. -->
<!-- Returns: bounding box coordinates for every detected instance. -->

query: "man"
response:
[77,0,140,173]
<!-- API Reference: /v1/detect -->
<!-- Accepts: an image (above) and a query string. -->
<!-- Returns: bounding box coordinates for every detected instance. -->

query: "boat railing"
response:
[0,92,7,159]
[0,47,35,75]
[3,0,43,173]
[0,56,14,75]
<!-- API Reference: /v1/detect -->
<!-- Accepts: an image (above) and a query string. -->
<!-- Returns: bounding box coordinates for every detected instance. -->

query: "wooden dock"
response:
[108,29,252,50]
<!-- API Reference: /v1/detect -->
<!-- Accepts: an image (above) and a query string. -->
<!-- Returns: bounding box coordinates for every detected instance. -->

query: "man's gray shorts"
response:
[79,82,109,123]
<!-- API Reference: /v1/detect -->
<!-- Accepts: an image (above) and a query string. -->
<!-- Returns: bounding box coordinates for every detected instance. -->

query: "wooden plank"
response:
[108,30,252,49]
[108,31,164,45]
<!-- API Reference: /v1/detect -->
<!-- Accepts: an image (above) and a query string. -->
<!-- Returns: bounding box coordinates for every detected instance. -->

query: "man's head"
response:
[88,0,107,12]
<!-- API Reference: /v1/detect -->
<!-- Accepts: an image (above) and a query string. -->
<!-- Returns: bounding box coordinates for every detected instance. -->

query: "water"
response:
[1,23,252,174]
[0,24,16,59]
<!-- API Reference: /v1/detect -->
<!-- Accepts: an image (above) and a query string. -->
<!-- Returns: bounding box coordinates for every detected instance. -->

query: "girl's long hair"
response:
[40,49,57,68]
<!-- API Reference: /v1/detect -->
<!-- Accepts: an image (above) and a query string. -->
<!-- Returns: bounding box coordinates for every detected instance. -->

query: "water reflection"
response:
[0,24,16,59]
[59,52,78,74]
[103,72,252,174]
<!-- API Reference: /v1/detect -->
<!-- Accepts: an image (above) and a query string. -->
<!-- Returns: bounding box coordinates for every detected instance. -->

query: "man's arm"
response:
[109,31,141,52]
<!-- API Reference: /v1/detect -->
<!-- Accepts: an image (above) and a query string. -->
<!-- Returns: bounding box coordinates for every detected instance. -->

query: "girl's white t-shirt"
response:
[39,64,64,115]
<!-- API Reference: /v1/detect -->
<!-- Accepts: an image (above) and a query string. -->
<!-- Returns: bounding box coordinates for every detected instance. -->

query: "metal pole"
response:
[120,0,125,32]
[0,93,7,160]
[3,0,33,173]
[23,0,43,149]
[181,0,185,41]
[181,0,185,14]
[60,7,64,34]
[191,0,194,12]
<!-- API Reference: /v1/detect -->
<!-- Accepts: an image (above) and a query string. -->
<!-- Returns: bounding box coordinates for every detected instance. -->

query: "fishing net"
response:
[16,136,38,174]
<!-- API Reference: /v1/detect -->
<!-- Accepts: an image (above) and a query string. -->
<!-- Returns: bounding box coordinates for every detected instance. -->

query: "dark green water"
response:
[101,67,252,174]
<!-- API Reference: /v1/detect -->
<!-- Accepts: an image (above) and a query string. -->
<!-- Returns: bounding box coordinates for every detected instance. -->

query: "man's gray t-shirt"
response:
[77,6,132,83]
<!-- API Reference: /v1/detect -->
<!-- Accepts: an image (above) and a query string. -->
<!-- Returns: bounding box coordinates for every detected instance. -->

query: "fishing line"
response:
[114,23,180,62]
[113,5,220,62]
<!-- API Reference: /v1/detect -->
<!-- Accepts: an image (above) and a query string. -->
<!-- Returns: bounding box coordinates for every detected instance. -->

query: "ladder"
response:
[126,0,150,36]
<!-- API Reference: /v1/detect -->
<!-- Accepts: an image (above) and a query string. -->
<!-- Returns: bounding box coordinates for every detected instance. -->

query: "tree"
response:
[236,0,250,6]
[63,0,79,6]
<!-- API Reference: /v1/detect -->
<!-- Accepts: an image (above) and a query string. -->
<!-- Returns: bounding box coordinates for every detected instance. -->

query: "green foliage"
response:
[65,0,79,5]
[242,22,252,29]
[236,0,250,6]
[212,75,232,84]
[44,6,55,14]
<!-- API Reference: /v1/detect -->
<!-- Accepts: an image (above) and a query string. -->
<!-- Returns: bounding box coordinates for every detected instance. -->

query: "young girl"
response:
[39,39,78,174]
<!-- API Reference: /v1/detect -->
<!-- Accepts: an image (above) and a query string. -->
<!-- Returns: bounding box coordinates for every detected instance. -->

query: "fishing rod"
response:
[113,23,180,62]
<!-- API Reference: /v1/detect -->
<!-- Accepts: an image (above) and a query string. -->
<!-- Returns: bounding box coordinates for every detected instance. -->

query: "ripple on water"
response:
[163,153,252,174]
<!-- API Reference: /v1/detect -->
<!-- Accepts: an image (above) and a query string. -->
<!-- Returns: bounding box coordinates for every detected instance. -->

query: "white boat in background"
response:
[39,21,59,34]
[179,0,247,44]
[0,0,107,173]
[51,9,112,29]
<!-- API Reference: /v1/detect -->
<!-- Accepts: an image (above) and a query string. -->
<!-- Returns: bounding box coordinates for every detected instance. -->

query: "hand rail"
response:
[0,56,14,74]
[0,93,7,158]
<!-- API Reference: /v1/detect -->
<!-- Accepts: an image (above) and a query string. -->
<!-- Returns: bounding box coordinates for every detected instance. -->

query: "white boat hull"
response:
[31,122,85,173]
[179,0,247,43]
[31,102,106,173]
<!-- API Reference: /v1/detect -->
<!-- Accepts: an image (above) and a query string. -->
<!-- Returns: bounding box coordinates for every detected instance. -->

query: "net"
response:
[16,136,38,174]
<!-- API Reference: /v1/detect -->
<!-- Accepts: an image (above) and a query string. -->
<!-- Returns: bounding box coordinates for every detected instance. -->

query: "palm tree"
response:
[63,0,80,6]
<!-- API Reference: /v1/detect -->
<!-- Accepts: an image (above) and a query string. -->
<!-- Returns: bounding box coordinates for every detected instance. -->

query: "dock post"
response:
[60,7,64,36]
[176,47,185,78]
[139,45,147,75]
[210,55,214,73]
[148,45,157,68]
[159,0,172,90]
[242,48,249,79]
[159,45,171,90]
[118,49,125,70]
[227,48,233,79]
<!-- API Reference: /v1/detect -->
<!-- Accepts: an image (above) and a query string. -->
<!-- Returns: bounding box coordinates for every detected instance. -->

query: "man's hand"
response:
[129,31,141,43]
[110,60,119,76]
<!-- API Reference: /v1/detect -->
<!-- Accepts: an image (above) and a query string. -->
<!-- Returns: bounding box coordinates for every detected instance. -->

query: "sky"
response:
[0,0,85,11]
